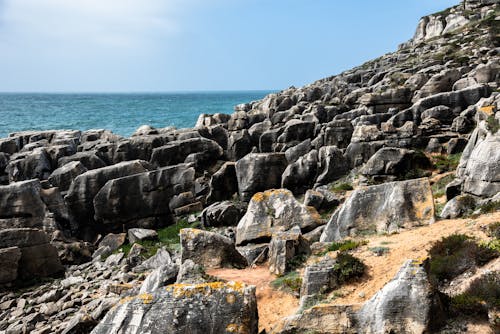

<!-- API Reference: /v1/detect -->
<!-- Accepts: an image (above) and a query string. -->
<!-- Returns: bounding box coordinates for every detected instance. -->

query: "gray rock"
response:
[48,161,88,192]
[65,160,151,229]
[315,146,349,186]
[268,228,310,276]
[201,201,246,227]
[58,151,107,170]
[0,228,64,282]
[0,180,47,229]
[282,150,318,195]
[128,228,158,244]
[440,195,477,219]
[176,259,207,284]
[360,147,431,179]
[235,153,288,201]
[150,137,223,168]
[206,162,238,204]
[0,247,21,284]
[7,148,52,182]
[93,164,195,226]
[300,257,339,306]
[91,281,258,334]
[236,189,323,245]
[133,247,173,273]
[180,228,247,269]
[139,264,178,293]
[357,260,444,334]
[321,178,434,242]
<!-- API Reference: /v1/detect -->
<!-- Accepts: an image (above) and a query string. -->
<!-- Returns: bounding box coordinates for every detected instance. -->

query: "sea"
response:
[0,91,273,138]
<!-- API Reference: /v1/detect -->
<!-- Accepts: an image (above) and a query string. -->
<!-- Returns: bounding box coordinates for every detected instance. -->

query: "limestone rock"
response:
[48,161,88,192]
[236,189,323,245]
[128,228,158,244]
[93,164,195,226]
[201,201,246,227]
[235,153,288,201]
[180,228,247,269]
[91,282,258,334]
[357,260,444,334]
[0,180,47,229]
[268,228,310,275]
[321,178,434,242]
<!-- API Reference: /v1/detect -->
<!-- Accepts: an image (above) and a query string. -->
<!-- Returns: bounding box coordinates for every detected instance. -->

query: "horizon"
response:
[0,0,459,93]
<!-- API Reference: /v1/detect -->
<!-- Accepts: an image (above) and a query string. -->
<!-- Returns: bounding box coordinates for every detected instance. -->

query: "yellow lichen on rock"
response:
[138,293,154,304]
[165,281,247,299]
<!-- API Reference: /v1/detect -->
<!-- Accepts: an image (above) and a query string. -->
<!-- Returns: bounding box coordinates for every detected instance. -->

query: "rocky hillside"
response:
[0,0,498,333]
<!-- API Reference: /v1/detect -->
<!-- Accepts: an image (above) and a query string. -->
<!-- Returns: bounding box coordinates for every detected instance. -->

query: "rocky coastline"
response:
[0,0,499,333]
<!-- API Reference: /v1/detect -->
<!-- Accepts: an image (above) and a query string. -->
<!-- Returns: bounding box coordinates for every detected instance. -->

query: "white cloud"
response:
[0,0,191,48]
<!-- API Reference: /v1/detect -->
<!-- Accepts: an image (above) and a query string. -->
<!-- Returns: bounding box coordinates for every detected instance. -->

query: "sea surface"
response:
[0,91,273,138]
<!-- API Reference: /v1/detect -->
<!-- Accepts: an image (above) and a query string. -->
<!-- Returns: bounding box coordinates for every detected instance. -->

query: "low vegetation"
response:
[450,272,500,316]
[333,252,366,284]
[330,182,353,193]
[430,153,462,173]
[369,246,390,256]
[428,234,499,283]
[271,271,302,294]
[431,174,455,198]
[325,239,367,253]
[486,114,499,134]
[116,219,200,257]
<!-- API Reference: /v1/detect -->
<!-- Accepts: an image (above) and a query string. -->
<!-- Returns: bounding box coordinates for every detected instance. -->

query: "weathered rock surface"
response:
[93,164,195,227]
[180,228,247,269]
[236,189,323,245]
[201,201,246,227]
[321,178,434,242]
[91,282,258,334]
[235,153,288,201]
[357,260,444,334]
[0,179,47,229]
[268,227,310,275]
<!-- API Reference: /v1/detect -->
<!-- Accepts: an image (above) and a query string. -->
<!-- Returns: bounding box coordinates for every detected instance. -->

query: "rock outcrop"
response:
[321,178,434,242]
[91,282,258,334]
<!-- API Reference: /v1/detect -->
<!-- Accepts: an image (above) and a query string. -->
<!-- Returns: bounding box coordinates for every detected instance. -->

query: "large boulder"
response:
[235,153,288,201]
[65,160,150,230]
[0,228,64,283]
[180,228,248,269]
[201,201,246,227]
[459,130,500,198]
[48,161,88,192]
[236,189,323,245]
[93,164,195,227]
[0,180,47,229]
[360,147,431,180]
[206,162,238,204]
[315,146,350,186]
[7,148,52,182]
[357,260,444,334]
[321,178,434,242]
[91,282,258,334]
[0,247,22,284]
[150,137,223,168]
[281,150,318,195]
[58,151,107,170]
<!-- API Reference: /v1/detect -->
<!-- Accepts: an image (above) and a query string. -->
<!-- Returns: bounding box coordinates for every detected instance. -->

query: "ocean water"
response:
[0,91,272,138]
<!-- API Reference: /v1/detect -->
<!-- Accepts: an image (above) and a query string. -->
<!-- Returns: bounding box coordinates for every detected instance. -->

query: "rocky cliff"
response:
[0,0,498,333]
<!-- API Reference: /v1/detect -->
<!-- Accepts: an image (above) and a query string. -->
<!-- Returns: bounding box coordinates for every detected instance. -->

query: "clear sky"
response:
[0,0,459,92]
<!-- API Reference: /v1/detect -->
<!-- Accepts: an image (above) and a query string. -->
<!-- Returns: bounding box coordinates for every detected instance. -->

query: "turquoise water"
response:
[0,92,272,138]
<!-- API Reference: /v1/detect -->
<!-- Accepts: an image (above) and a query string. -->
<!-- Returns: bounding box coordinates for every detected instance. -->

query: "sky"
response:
[0,0,460,92]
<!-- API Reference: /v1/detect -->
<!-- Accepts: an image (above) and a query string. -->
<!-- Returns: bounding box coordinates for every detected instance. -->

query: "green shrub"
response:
[429,234,499,283]
[330,183,353,193]
[479,201,500,215]
[333,252,366,284]
[431,154,462,173]
[431,174,455,198]
[369,246,390,256]
[451,272,500,316]
[487,115,499,134]
[326,239,367,253]
[271,271,302,294]
[487,222,500,239]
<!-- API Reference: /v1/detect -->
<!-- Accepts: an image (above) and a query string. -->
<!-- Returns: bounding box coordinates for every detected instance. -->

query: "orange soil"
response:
[209,211,500,332]
[207,266,299,333]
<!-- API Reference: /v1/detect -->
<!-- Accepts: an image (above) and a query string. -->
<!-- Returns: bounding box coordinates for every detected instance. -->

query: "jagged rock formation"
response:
[0,0,498,333]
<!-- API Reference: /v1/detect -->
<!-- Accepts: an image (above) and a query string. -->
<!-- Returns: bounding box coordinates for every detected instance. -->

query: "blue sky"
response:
[0,0,459,92]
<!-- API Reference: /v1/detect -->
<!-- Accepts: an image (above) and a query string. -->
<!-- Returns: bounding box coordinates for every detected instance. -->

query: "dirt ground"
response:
[207,266,299,333]
[208,210,500,332]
